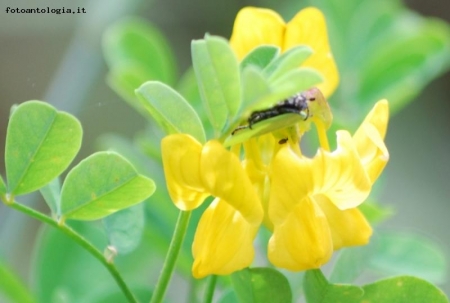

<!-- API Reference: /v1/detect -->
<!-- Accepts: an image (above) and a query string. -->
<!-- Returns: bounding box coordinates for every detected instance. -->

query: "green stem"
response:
[8,201,138,303]
[150,210,191,303]
[202,275,217,303]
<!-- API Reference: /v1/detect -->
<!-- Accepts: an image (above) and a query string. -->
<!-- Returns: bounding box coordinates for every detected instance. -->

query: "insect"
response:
[278,138,288,144]
[232,90,316,135]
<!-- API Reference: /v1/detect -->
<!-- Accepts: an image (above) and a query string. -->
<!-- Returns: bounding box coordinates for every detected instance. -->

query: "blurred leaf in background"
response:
[274,0,450,127]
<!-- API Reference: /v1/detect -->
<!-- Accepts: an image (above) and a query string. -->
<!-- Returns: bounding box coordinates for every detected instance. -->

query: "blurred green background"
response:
[0,0,449,299]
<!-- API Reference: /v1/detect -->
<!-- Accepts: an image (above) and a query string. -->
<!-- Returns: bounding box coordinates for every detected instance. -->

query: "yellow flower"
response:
[267,100,389,270]
[161,135,263,278]
[161,6,389,278]
[230,7,339,98]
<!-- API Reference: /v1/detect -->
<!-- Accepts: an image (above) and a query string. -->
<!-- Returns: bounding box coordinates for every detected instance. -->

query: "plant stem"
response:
[203,275,217,303]
[150,210,191,303]
[8,201,138,303]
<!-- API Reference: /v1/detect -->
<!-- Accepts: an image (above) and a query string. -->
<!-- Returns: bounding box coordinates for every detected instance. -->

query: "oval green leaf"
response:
[370,232,447,284]
[304,269,363,303]
[329,246,373,284]
[241,45,280,70]
[103,18,177,86]
[39,177,61,216]
[224,113,308,147]
[264,45,313,81]
[135,81,206,143]
[361,276,448,303]
[32,222,111,303]
[269,68,323,101]
[60,151,155,221]
[103,204,145,254]
[241,66,271,112]
[5,101,82,196]
[236,67,323,123]
[231,267,292,303]
[191,35,241,131]
[106,63,161,117]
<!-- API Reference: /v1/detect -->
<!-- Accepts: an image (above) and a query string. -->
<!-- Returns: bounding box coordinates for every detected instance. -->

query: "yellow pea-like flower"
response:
[267,101,389,270]
[161,135,263,278]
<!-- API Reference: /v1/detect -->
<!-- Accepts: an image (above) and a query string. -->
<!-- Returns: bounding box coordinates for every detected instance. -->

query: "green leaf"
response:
[5,101,82,196]
[96,134,192,275]
[304,269,363,303]
[60,152,155,221]
[268,68,323,100]
[103,204,145,254]
[231,268,255,303]
[241,66,271,112]
[241,45,280,70]
[39,177,61,216]
[218,290,240,303]
[357,15,450,114]
[31,222,112,303]
[231,268,292,303]
[264,46,313,81]
[360,276,448,303]
[103,18,177,87]
[329,246,373,284]
[0,258,35,303]
[358,200,394,224]
[135,81,206,143]
[303,0,450,124]
[370,232,447,284]
[106,64,161,117]
[230,67,322,131]
[191,35,241,131]
[224,113,309,147]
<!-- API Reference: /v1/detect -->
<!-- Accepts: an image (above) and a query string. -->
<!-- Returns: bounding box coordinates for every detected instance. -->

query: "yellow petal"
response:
[353,100,390,183]
[230,7,285,60]
[314,130,372,210]
[284,7,339,97]
[192,198,259,278]
[268,197,333,270]
[269,145,315,225]
[315,195,372,250]
[161,134,209,210]
[201,140,263,224]
[243,135,276,230]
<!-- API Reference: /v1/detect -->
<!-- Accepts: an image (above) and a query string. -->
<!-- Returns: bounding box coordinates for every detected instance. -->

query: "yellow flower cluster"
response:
[161,7,389,278]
